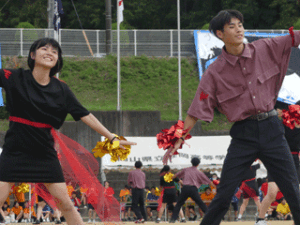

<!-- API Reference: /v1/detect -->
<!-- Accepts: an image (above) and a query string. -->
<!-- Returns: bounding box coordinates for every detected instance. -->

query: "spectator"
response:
[184,198,197,221]
[1,201,10,223]
[42,204,51,222]
[71,191,81,211]
[66,182,75,198]
[276,198,292,220]
[103,181,115,220]
[201,187,215,207]
[12,184,26,208]
[23,200,36,223]
[86,188,97,223]
[120,185,131,221]
[11,201,23,223]
[79,184,88,208]
[146,186,159,220]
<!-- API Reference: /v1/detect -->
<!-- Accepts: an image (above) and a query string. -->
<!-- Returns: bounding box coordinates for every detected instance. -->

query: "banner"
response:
[102,136,231,169]
[194,30,300,104]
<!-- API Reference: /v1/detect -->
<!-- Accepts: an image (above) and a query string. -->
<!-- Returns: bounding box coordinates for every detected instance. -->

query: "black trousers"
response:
[200,116,300,225]
[171,185,207,220]
[131,188,147,220]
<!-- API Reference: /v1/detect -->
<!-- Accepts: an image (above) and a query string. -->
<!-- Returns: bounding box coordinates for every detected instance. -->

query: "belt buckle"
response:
[257,113,267,121]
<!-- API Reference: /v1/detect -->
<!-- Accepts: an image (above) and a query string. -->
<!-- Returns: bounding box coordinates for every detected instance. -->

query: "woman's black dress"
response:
[0,69,89,183]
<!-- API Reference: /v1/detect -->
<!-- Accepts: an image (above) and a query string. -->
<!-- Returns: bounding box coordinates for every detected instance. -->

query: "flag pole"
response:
[117,0,121,111]
[177,0,182,120]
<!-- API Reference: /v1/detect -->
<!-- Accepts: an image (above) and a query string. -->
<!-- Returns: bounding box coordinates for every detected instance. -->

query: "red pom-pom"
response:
[289,26,295,46]
[282,104,300,129]
[157,120,192,154]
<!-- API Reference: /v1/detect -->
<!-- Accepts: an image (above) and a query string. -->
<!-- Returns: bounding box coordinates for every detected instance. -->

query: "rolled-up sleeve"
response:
[187,71,217,123]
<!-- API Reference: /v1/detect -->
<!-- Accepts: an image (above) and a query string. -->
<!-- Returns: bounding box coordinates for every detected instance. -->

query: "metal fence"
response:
[0,28,290,57]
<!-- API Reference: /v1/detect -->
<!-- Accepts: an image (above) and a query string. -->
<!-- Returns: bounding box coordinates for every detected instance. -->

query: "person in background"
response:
[42,204,51,222]
[146,186,159,221]
[170,158,214,223]
[236,162,261,221]
[156,165,185,223]
[11,201,23,223]
[128,161,147,223]
[200,187,215,207]
[79,184,88,208]
[184,198,197,221]
[23,200,37,223]
[276,198,292,220]
[71,191,81,211]
[120,185,131,221]
[86,186,97,223]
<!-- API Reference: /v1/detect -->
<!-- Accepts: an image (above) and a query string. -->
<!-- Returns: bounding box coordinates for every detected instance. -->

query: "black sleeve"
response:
[64,83,90,121]
[0,69,15,90]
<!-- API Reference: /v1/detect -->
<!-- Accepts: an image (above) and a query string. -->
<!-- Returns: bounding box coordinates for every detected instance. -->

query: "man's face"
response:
[217,18,244,47]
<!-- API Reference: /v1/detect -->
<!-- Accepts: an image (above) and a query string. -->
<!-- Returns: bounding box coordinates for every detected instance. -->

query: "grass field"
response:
[0,55,233,132]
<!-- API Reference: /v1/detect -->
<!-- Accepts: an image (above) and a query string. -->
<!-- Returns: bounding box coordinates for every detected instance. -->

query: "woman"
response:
[0,38,136,225]
[156,165,185,223]
[103,181,115,220]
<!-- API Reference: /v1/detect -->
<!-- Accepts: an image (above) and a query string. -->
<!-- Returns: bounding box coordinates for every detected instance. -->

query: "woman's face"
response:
[32,44,58,70]
[15,202,19,208]
[104,182,109,188]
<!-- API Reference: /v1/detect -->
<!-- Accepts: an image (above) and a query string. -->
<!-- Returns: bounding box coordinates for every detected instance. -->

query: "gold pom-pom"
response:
[164,173,174,183]
[155,187,161,196]
[18,183,30,193]
[92,134,131,162]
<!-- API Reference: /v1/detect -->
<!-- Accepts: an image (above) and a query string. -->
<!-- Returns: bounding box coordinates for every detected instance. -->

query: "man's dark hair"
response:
[135,161,143,168]
[209,10,244,39]
[191,157,200,166]
[28,38,63,77]
[151,186,156,190]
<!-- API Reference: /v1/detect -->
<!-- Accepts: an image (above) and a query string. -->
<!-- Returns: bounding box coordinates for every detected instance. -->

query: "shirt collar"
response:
[221,44,252,66]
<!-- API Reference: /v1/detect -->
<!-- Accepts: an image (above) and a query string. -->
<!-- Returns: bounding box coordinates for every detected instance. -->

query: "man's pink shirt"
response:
[127,169,146,189]
[188,32,300,122]
[176,166,211,188]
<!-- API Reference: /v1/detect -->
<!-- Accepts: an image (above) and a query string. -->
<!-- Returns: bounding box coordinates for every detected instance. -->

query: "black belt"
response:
[246,109,277,121]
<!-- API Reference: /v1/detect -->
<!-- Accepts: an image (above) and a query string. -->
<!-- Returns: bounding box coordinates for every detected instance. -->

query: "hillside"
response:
[0,55,233,132]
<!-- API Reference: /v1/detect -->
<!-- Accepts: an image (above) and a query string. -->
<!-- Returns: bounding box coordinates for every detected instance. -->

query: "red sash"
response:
[9,116,120,221]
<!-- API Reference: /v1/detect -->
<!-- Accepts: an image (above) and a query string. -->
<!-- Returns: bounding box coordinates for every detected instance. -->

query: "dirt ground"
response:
[13,221,293,225]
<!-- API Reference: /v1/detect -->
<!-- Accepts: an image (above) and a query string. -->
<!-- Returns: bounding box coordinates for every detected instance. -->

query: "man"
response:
[168,9,300,225]
[258,100,300,222]
[170,157,213,222]
[127,161,147,223]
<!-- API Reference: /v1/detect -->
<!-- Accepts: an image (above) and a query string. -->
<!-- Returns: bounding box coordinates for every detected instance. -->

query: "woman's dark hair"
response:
[209,10,244,39]
[191,157,200,166]
[160,165,170,174]
[135,161,143,168]
[27,38,63,77]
